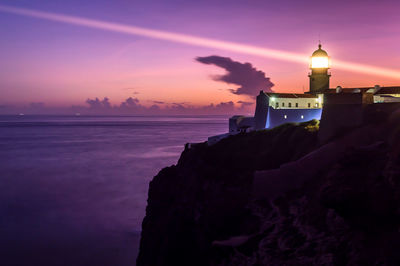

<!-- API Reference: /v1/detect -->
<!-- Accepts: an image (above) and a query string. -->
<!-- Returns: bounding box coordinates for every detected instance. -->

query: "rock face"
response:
[137,115,400,266]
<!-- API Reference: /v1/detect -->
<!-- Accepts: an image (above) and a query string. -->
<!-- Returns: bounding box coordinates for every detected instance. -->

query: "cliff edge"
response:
[137,113,400,265]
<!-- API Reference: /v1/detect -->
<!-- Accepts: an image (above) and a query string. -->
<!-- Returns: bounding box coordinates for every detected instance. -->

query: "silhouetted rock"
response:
[137,115,400,266]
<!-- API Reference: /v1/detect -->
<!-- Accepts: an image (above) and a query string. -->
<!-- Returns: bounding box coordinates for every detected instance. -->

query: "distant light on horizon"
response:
[0,4,400,80]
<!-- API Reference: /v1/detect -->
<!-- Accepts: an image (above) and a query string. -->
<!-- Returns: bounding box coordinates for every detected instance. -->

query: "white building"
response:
[208,43,400,145]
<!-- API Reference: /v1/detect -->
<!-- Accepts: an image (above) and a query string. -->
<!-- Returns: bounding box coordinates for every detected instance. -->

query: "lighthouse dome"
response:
[312,44,328,57]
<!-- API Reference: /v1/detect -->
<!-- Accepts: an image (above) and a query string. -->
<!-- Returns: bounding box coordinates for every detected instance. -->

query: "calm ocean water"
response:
[0,115,228,266]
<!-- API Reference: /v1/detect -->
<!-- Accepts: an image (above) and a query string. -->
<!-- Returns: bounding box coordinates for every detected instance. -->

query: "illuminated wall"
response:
[269,96,323,109]
[265,107,322,129]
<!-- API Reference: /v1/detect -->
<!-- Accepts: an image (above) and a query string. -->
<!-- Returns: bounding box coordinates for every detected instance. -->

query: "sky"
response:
[0,0,399,114]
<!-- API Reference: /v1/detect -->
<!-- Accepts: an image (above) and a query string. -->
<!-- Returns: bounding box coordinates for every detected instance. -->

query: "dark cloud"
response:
[120,97,140,109]
[152,101,165,105]
[86,97,111,109]
[0,97,254,115]
[237,100,254,106]
[83,97,240,114]
[215,101,234,109]
[196,55,274,96]
[149,105,161,112]
[171,102,189,105]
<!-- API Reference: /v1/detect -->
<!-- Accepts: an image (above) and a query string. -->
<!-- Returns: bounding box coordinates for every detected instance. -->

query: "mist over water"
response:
[0,115,228,266]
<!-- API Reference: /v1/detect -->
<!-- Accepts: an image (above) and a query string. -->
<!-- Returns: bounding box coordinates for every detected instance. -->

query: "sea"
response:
[0,115,228,266]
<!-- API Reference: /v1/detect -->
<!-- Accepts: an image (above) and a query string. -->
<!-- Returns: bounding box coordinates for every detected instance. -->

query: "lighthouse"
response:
[224,41,400,138]
[308,44,331,94]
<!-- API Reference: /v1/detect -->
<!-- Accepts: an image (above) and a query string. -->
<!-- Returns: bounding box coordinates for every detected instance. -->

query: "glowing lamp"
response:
[310,44,330,69]
[311,56,329,68]
[309,43,331,93]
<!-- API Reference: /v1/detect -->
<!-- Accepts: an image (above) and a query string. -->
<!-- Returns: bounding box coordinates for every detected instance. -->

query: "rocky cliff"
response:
[137,112,400,265]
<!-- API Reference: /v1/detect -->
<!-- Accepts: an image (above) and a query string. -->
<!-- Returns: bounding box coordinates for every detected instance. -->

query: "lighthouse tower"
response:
[308,44,331,94]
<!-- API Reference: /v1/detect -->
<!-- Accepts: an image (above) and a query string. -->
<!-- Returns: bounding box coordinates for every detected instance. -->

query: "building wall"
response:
[254,92,269,130]
[363,93,374,104]
[266,107,322,129]
[229,116,255,133]
[309,68,330,93]
[323,93,364,105]
[254,91,323,130]
[269,96,322,109]
[374,95,400,103]
[318,104,363,142]
[319,101,400,143]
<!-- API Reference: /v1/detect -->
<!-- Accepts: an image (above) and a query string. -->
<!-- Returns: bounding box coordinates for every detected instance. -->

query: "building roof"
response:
[325,88,370,94]
[264,93,318,99]
[375,86,400,94]
[312,44,328,57]
[326,86,400,95]
[260,86,400,99]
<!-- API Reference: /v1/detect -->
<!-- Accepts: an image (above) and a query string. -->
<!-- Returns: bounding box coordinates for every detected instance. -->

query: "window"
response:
[284,115,287,119]
[295,103,298,108]
[288,102,292,107]
[276,102,279,108]
[308,103,311,108]
[282,102,285,107]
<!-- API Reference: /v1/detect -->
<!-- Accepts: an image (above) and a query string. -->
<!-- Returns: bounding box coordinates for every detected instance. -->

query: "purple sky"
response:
[0,0,399,114]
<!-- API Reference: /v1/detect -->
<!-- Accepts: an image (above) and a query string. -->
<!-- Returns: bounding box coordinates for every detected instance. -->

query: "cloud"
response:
[83,97,145,114]
[171,102,190,106]
[86,97,111,109]
[0,97,254,116]
[237,100,253,106]
[196,55,274,96]
[149,105,161,112]
[152,101,165,105]
[120,97,140,108]
[214,101,234,110]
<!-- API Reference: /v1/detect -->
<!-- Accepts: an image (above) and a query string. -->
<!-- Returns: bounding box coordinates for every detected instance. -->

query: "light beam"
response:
[0,5,399,80]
